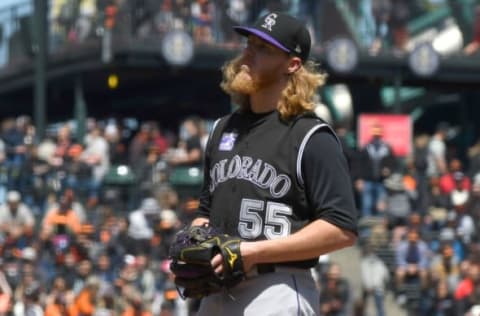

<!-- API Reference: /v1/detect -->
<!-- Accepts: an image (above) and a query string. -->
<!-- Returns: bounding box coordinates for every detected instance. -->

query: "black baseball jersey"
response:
[197,110,357,268]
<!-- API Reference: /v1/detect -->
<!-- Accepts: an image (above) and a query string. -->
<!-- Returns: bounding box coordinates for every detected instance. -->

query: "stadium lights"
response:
[325,37,359,74]
[161,30,194,66]
[408,42,440,77]
[107,73,119,89]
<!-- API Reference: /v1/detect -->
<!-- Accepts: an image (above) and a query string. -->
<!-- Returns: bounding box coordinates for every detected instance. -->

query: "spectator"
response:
[44,294,70,316]
[0,190,35,250]
[44,275,75,307]
[454,262,480,315]
[135,146,163,198]
[3,117,29,192]
[380,173,415,230]
[439,160,471,195]
[50,124,74,169]
[191,0,214,44]
[427,122,449,178]
[12,281,43,316]
[319,263,351,316]
[0,136,7,205]
[121,285,153,316]
[69,275,100,316]
[129,123,152,170]
[450,190,475,247]
[428,279,456,316]
[104,122,127,165]
[412,134,431,214]
[356,123,396,217]
[151,209,180,261]
[55,252,80,291]
[64,145,95,204]
[165,117,203,167]
[45,189,87,225]
[468,179,480,229]
[426,176,450,229]
[437,212,466,262]
[74,0,96,42]
[429,243,461,292]
[134,254,156,305]
[127,198,159,255]
[218,0,250,46]
[360,244,390,316]
[82,126,109,207]
[41,191,82,238]
[149,123,169,156]
[24,144,52,215]
[0,263,12,316]
[464,5,480,55]
[395,229,430,290]
[388,0,411,55]
[72,259,95,295]
[468,138,480,179]
[95,253,117,292]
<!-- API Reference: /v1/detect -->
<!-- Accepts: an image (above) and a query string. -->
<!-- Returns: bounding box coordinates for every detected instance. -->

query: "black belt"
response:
[250,264,311,278]
[256,263,276,274]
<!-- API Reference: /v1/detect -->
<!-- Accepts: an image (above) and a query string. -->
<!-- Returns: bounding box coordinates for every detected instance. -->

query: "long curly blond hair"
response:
[220,56,327,120]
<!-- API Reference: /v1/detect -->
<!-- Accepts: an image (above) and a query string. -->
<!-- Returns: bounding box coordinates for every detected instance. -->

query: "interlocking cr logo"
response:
[261,13,278,31]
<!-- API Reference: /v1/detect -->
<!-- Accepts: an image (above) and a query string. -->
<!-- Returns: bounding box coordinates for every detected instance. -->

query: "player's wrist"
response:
[240,241,258,273]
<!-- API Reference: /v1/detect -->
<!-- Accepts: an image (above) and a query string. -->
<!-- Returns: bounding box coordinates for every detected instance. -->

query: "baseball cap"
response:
[7,190,21,203]
[234,12,311,62]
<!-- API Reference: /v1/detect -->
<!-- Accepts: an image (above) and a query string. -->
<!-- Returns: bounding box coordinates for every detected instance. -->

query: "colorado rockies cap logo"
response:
[261,13,277,32]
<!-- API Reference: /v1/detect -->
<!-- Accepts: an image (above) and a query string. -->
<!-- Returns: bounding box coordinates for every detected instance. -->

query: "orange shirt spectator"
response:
[122,306,153,316]
[42,192,82,237]
[44,302,71,316]
[42,208,82,236]
[68,277,100,316]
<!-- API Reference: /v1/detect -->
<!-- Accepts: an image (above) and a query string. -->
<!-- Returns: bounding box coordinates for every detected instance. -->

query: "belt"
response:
[248,264,309,278]
[256,263,276,274]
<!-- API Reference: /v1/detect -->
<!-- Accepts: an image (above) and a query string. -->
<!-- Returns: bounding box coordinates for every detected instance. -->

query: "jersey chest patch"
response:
[219,132,238,151]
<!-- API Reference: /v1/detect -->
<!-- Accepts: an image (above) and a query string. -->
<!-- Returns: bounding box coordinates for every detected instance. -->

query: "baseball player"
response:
[183,12,358,315]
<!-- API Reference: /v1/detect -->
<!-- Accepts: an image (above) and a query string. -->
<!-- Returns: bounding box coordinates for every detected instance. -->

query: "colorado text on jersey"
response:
[209,155,291,199]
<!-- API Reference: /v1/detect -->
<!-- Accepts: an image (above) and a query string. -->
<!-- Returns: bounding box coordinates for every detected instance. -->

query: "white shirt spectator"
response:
[427,134,447,177]
[83,128,110,182]
[0,192,35,232]
[361,252,390,294]
[457,213,475,244]
[128,209,153,240]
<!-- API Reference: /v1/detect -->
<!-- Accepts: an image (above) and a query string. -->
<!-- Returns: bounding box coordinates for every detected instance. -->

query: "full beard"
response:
[229,65,259,95]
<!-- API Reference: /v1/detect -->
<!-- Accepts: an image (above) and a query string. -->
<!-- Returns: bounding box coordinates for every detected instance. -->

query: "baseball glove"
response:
[168,224,245,299]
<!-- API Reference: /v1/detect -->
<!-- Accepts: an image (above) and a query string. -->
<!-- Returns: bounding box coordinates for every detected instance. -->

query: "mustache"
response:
[239,64,250,73]
[233,64,251,78]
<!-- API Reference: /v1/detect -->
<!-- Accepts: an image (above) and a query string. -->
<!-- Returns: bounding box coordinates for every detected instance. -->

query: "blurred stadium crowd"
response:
[0,115,209,316]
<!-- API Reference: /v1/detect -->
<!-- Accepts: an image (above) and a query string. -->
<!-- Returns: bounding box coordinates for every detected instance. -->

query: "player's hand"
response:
[212,253,224,275]
[211,241,255,275]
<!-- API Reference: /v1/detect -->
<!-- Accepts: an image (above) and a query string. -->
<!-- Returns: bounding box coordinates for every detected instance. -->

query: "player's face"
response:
[230,35,291,95]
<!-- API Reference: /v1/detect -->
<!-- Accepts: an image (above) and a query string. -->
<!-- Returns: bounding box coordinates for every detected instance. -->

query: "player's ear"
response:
[286,56,302,75]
